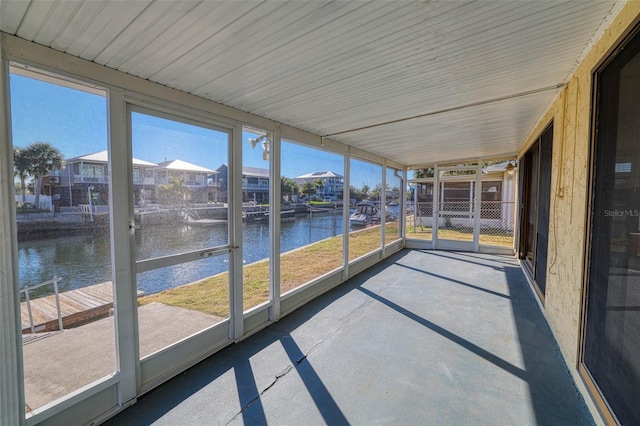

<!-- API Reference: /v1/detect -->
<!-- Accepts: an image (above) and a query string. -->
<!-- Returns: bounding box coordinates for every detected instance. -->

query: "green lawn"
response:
[140,220,510,317]
[140,226,383,316]
[406,215,513,247]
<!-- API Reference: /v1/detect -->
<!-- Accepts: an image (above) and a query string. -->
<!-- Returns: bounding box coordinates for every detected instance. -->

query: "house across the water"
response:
[294,171,344,201]
[215,164,270,203]
[45,152,218,207]
[49,150,157,207]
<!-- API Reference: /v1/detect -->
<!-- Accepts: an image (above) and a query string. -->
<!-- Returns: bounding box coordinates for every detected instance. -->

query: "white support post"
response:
[415,180,420,233]
[343,153,350,279]
[381,162,387,257]
[433,165,440,248]
[230,125,244,340]
[400,169,407,243]
[109,91,139,404]
[473,161,482,252]
[0,51,26,425]
[401,169,407,241]
[269,126,281,321]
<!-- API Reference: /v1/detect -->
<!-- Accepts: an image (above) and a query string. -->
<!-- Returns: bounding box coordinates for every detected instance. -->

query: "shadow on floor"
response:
[106,249,592,425]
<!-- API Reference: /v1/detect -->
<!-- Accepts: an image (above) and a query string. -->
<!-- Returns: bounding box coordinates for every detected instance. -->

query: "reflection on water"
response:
[18,231,112,297]
[18,211,347,296]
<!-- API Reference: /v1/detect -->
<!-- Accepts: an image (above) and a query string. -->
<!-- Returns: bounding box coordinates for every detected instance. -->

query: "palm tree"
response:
[349,186,360,203]
[413,168,434,178]
[160,176,191,207]
[24,142,64,209]
[313,178,324,195]
[370,183,382,201]
[13,148,31,203]
[280,176,299,203]
[301,181,317,200]
[361,184,370,200]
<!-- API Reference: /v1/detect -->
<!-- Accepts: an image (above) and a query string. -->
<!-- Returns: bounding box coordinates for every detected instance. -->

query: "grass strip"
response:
[140,226,384,317]
[140,221,510,317]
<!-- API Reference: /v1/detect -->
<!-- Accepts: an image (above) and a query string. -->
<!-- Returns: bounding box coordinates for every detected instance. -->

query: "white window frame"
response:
[0,34,406,425]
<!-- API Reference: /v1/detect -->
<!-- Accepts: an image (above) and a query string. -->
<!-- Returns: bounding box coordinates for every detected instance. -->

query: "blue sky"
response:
[10,73,387,188]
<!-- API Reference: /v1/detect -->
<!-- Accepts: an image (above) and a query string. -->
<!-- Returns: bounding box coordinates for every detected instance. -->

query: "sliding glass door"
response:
[583,27,640,425]
[519,124,552,300]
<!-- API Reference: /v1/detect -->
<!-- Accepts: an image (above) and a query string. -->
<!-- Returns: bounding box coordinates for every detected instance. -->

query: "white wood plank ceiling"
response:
[0,0,621,166]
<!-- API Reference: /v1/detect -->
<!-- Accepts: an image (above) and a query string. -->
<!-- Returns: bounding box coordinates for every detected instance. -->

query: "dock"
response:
[243,209,295,222]
[20,282,143,334]
[304,202,341,213]
[185,218,227,226]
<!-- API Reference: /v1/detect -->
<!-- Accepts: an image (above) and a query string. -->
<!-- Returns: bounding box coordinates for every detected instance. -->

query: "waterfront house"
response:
[294,171,344,201]
[150,159,216,204]
[51,150,157,207]
[216,164,269,203]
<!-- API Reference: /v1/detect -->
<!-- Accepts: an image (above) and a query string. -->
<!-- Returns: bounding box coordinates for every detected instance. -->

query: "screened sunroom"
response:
[1,1,639,425]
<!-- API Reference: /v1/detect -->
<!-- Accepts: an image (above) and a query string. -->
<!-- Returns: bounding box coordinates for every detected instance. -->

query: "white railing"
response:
[73,174,108,184]
[156,178,207,187]
[133,176,155,185]
[21,276,63,334]
[243,183,269,190]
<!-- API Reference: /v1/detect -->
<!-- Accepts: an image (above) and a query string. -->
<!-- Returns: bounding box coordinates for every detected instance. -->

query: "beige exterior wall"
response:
[517,0,640,392]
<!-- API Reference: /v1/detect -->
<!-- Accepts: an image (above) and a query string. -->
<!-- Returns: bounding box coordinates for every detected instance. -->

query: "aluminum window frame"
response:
[0,33,406,425]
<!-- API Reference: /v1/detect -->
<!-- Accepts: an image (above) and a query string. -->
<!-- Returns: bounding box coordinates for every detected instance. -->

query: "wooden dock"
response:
[243,209,296,222]
[185,218,227,226]
[20,282,142,334]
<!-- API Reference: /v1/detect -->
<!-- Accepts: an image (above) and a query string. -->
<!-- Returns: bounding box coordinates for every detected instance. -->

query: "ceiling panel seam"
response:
[322,84,564,138]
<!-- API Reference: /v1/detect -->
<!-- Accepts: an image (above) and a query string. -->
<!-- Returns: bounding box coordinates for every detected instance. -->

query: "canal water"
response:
[18,211,348,296]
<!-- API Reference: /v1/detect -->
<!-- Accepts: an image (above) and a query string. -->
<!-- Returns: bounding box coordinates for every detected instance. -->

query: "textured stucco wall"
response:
[518,0,640,378]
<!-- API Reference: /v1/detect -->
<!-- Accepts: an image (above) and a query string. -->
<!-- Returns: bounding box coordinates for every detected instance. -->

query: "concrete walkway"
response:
[23,303,224,412]
[106,250,593,425]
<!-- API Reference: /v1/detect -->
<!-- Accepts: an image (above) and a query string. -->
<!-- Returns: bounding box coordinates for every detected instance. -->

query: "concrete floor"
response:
[106,250,593,426]
[23,303,224,411]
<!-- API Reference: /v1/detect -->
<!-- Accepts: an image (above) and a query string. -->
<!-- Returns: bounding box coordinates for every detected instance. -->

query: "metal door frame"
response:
[123,102,240,394]
[433,162,482,252]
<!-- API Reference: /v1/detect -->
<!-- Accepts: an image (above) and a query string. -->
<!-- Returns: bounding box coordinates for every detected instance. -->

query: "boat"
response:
[349,202,382,227]
[242,209,266,222]
[350,202,398,226]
